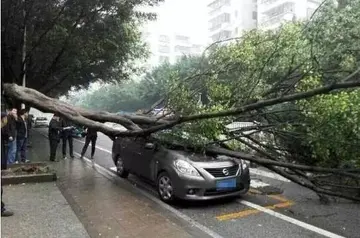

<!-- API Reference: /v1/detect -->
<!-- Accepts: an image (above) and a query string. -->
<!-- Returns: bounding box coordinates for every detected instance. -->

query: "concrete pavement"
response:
[1,183,90,238]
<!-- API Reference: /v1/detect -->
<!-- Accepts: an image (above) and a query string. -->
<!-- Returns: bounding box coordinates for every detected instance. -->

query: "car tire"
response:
[157,172,175,203]
[116,156,129,178]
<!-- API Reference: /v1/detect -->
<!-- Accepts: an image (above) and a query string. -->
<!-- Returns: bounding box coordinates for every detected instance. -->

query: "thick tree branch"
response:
[2,84,169,131]
[205,146,360,178]
[3,76,360,137]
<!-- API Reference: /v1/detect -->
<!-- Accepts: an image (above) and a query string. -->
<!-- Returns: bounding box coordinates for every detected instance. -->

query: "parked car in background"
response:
[112,132,250,203]
[34,117,49,127]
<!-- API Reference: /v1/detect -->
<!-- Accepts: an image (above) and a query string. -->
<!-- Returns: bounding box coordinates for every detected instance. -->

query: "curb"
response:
[2,173,57,185]
[2,162,57,185]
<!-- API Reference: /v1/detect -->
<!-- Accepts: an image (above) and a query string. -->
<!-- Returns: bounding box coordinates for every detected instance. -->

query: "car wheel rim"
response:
[116,158,124,173]
[158,176,173,200]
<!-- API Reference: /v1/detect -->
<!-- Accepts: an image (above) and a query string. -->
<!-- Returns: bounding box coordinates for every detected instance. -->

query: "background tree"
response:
[1,0,163,99]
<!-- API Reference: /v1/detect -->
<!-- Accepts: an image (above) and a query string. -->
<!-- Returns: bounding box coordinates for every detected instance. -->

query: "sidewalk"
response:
[1,130,211,238]
[1,183,90,238]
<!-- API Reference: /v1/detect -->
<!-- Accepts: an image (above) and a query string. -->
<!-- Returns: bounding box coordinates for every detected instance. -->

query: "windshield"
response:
[36,117,47,121]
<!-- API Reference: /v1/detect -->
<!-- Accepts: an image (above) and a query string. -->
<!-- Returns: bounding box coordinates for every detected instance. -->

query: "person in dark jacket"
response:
[48,114,65,162]
[16,109,29,163]
[6,108,17,164]
[1,112,14,217]
[26,113,33,147]
[1,112,8,170]
[80,127,98,160]
[60,117,75,159]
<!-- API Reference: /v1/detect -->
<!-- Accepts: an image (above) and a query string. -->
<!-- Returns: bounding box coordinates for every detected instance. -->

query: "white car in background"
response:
[34,117,49,128]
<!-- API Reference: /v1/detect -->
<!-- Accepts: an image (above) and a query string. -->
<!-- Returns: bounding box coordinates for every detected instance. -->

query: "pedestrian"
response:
[26,112,33,147]
[6,108,17,165]
[80,127,98,160]
[60,117,75,159]
[16,109,29,163]
[1,112,8,170]
[1,112,14,217]
[48,114,64,162]
[1,187,13,217]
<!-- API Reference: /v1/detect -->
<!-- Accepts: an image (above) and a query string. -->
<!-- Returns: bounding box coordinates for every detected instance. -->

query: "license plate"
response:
[216,178,236,189]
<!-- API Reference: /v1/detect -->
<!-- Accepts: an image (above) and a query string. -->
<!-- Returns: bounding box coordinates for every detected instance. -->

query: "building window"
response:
[252,11,257,20]
[263,2,295,20]
[211,30,231,42]
[175,35,190,42]
[210,12,231,31]
[158,45,170,53]
[158,35,170,43]
[208,0,230,10]
[174,45,191,53]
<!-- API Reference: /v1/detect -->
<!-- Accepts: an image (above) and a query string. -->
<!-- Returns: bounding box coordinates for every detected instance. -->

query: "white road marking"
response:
[250,180,271,188]
[250,168,291,182]
[238,200,345,238]
[73,138,112,153]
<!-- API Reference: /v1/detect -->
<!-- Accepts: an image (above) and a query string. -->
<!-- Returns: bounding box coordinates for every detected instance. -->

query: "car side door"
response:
[130,137,157,180]
[113,137,133,170]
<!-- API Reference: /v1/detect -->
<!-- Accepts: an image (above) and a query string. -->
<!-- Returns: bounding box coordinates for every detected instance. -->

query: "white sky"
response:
[141,0,209,44]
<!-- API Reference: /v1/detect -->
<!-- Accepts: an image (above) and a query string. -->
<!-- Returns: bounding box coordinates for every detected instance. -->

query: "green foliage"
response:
[2,0,163,97]
[296,77,360,167]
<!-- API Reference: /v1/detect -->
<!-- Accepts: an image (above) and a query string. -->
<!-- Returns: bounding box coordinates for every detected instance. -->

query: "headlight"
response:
[174,160,201,177]
[241,159,249,169]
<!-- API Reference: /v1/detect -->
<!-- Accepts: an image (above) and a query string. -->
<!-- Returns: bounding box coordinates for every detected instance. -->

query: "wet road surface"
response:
[36,128,359,238]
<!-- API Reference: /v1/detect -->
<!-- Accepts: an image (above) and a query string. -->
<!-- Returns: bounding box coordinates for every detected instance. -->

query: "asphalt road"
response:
[36,128,360,238]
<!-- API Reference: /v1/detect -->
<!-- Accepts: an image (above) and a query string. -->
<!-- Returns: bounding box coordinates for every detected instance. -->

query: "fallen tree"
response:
[4,78,360,137]
[3,75,360,202]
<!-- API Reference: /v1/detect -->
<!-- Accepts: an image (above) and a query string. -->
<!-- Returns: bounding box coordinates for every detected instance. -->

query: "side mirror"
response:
[145,143,156,150]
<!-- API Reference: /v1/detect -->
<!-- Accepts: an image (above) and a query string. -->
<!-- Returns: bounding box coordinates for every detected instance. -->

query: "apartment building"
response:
[207,0,321,43]
[141,30,204,67]
[207,0,258,44]
[257,0,321,30]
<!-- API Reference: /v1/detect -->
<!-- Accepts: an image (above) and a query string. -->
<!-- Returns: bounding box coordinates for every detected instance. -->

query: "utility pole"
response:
[21,0,27,109]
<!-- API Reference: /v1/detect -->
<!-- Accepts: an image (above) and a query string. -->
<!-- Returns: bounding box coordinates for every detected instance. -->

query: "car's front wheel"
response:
[157,172,175,203]
[116,156,129,178]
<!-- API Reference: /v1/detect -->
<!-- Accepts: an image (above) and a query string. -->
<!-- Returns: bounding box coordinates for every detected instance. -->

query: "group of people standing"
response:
[1,110,98,217]
[1,107,32,167]
[48,114,98,162]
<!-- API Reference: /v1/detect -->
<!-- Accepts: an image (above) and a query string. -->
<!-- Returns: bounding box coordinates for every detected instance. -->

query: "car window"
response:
[36,117,47,121]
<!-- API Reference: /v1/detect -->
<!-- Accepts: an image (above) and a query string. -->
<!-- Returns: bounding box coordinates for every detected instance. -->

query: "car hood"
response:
[171,150,239,168]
